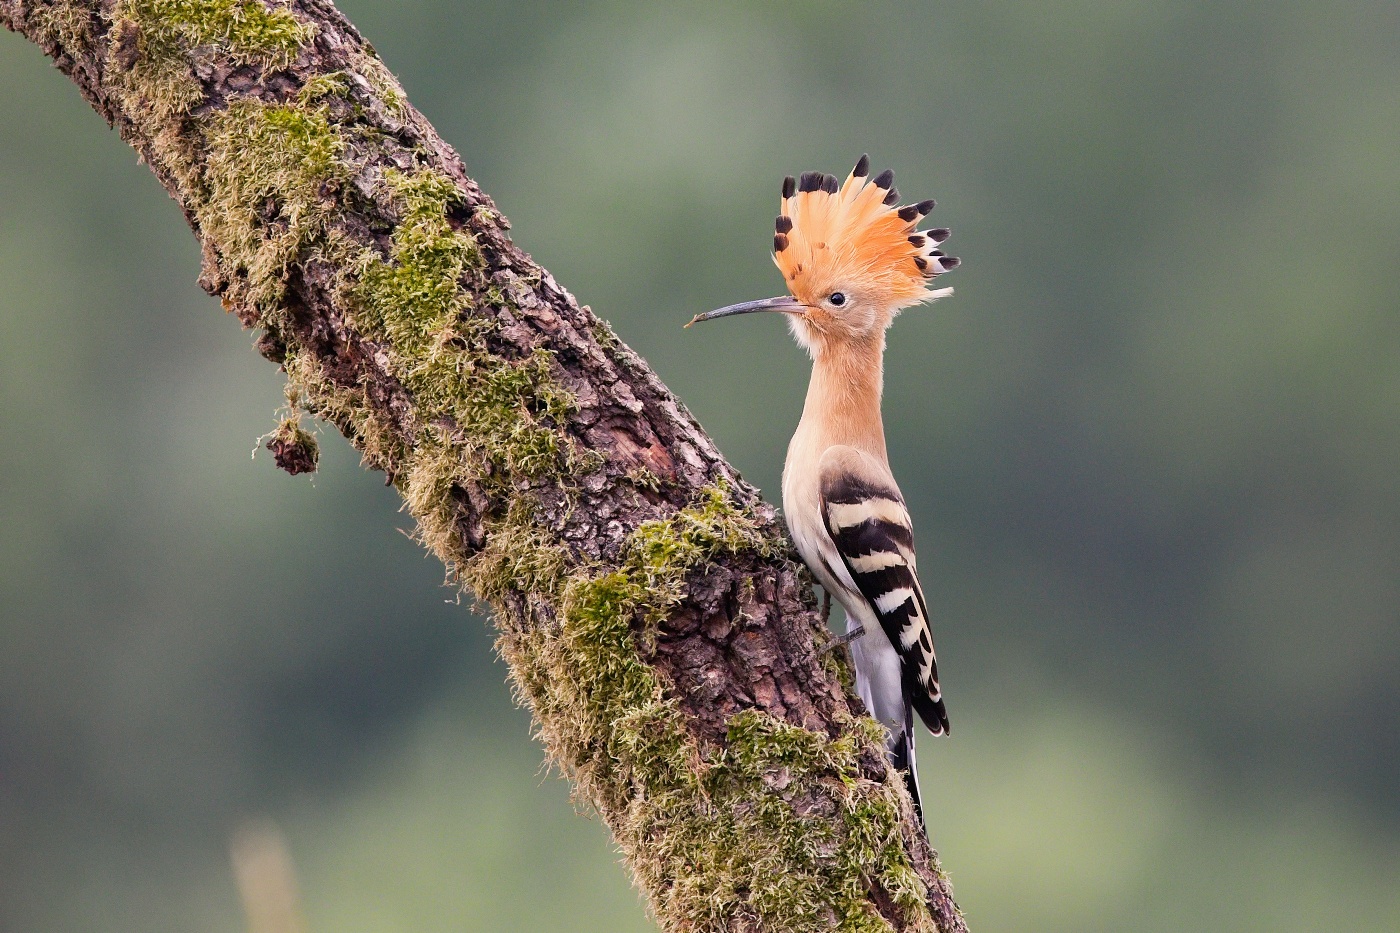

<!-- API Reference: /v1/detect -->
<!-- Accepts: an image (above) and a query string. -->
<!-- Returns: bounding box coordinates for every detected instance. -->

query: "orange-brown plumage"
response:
[772,158,956,330]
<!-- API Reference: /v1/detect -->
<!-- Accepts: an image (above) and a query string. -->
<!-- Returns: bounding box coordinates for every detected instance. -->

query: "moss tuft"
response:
[630,482,776,621]
[353,169,476,344]
[467,501,567,606]
[109,0,312,131]
[201,98,347,315]
[399,425,476,571]
[589,316,622,350]
[554,571,690,793]
[296,70,351,106]
[281,349,404,471]
[28,1,96,54]
[265,416,319,475]
[348,168,578,494]
[123,0,309,67]
[626,466,665,492]
[358,55,409,118]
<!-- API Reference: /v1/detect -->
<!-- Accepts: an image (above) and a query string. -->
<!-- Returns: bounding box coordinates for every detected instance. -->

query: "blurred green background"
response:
[3,2,1398,930]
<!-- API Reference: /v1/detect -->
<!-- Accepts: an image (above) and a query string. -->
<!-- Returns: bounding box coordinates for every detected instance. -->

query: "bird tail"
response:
[911,687,950,738]
[889,709,926,831]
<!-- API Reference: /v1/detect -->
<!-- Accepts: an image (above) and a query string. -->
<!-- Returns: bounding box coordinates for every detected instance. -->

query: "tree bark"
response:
[1,3,967,930]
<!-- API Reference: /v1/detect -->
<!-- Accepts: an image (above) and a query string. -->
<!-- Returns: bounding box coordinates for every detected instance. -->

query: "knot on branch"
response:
[266,417,318,475]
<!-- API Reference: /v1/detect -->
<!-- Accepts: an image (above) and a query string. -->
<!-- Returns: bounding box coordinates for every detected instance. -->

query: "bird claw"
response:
[822,624,865,654]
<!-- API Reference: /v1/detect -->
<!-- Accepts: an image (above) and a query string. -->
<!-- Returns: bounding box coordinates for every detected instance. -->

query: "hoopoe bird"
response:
[689,156,958,822]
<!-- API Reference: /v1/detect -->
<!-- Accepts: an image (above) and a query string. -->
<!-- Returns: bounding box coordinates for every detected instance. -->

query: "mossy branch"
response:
[2,2,967,930]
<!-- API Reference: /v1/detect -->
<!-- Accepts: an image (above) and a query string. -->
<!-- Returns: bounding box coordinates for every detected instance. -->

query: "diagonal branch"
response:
[2,2,967,930]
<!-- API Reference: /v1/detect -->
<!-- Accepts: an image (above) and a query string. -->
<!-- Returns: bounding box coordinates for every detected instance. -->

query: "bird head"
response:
[688,155,957,355]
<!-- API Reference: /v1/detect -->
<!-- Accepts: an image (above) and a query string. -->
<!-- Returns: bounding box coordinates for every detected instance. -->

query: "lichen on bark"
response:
[2,2,968,930]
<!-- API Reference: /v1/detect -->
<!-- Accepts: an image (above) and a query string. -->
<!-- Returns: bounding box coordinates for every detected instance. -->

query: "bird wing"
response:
[819,446,949,736]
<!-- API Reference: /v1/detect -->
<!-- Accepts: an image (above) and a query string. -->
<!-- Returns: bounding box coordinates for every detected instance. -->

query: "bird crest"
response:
[773,155,958,314]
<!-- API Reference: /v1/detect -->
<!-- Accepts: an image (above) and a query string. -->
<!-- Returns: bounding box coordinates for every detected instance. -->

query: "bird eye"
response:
[828,292,847,307]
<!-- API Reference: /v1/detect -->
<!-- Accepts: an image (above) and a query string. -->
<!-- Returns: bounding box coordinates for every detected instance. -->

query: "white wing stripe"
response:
[826,497,910,531]
[874,587,915,615]
[847,549,907,573]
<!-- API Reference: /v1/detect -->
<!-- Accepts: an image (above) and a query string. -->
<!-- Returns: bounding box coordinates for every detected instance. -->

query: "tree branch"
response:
[2,2,967,929]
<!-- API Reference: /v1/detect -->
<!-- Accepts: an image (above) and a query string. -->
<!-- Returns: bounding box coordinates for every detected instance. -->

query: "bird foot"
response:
[822,624,865,654]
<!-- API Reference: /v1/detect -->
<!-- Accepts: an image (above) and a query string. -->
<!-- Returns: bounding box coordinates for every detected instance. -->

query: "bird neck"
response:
[797,333,889,464]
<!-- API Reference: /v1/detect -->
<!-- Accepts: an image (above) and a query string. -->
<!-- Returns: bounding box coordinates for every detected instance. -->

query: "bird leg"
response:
[818,589,864,653]
[822,624,866,654]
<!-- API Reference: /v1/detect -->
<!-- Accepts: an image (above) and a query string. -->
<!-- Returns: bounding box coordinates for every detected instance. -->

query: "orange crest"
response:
[772,156,957,313]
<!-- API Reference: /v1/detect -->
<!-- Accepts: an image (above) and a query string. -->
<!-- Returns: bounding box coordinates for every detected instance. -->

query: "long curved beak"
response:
[685,295,806,328]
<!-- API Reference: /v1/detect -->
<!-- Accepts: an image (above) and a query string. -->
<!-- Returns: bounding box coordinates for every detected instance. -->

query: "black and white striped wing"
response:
[821,468,949,736]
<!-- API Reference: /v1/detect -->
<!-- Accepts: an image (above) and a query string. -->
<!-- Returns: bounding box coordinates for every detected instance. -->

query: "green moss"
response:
[626,466,664,492]
[200,98,347,314]
[109,0,312,129]
[28,1,95,53]
[471,486,932,932]
[634,484,773,591]
[590,316,622,349]
[554,572,688,796]
[359,55,409,117]
[352,170,475,343]
[296,70,351,106]
[124,0,310,67]
[112,35,203,127]
[347,167,578,492]
[488,485,762,822]
[467,502,567,605]
[665,711,931,933]
[281,349,404,471]
[400,426,476,570]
